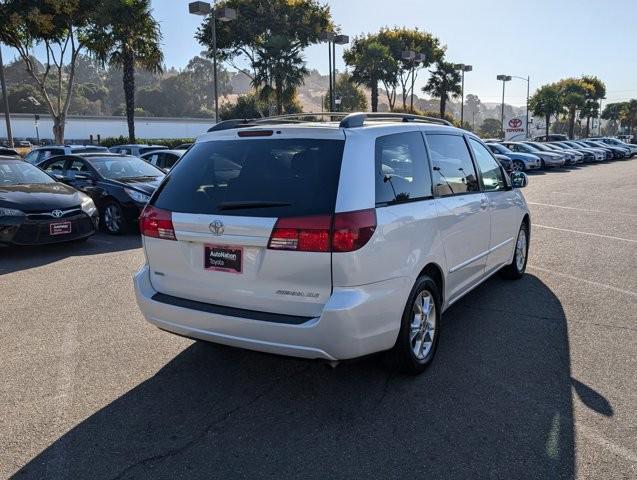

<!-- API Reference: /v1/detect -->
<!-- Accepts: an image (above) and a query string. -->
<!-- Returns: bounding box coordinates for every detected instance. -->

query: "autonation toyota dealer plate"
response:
[49,221,72,236]
[204,244,243,273]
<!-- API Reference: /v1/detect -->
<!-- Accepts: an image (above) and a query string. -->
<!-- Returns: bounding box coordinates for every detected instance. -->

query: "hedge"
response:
[99,136,195,149]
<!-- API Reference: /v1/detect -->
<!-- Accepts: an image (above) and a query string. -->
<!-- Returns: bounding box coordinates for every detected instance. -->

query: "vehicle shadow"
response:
[14,274,586,479]
[0,233,141,275]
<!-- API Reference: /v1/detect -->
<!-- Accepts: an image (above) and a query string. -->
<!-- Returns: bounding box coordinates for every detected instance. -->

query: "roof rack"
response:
[207,113,349,132]
[339,112,453,128]
[206,111,453,133]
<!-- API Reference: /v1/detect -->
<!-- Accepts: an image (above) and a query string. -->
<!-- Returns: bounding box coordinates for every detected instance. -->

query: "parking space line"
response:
[577,423,637,463]
[527,201,637,218]
[527,265,637,298]
[532,224,637,244]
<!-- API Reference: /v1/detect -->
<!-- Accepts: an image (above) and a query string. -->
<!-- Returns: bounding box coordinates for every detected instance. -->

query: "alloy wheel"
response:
[409,290,436,360]
[104,204,122,233]
[515,229,527,271]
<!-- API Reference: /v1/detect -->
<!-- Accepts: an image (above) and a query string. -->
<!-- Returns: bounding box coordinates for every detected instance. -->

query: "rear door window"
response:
[154,138,345,218]
[375,131,432,205]
[426,134,480,196]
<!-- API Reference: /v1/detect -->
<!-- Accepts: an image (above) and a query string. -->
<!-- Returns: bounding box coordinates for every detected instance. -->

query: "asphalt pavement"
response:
[1,159,635,479]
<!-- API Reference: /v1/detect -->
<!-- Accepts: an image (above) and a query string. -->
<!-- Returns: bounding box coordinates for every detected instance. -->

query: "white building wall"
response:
[1,113,214,141]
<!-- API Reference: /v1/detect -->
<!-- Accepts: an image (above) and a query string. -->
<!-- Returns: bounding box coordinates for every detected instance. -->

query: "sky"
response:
[2,0,636,107]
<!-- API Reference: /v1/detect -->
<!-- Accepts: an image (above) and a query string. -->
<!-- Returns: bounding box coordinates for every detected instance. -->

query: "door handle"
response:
[480,199,489,210]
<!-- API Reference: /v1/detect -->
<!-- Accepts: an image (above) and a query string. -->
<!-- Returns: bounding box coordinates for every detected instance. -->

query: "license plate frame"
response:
[49,221,72,236]
[204,244,243,274]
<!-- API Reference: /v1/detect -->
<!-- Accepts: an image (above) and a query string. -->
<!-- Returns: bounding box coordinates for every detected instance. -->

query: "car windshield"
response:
[0,160,55,185]
[528,143,551,151]
[490,144,511,154]
[518,143,538,152]
[88,156,165,180]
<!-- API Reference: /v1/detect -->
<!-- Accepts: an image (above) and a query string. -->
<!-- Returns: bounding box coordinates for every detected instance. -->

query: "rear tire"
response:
[390,275,441,374]
[500,222,529,280]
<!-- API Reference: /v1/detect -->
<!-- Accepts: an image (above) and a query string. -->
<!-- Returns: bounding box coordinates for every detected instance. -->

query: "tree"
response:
[323,73,367,112]
[422,61,461,117]
[0,0,100,143]
[343,38,396,112]
[621,99,637,135]
[86,0,163,142]
[465,94,481,129]
[529,83,562,140]
[219,93,266,120]
[556,78,593,139]
[581,76,606,137]
[197,0,332,115]
[479,118,502,138]
[375,27,444,111]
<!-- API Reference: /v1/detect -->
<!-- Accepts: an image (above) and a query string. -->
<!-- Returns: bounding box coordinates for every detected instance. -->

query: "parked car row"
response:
[484,136,635,172]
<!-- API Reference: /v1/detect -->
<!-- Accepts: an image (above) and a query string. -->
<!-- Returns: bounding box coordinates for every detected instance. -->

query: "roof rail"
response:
[339,112,453,128]
[207,113,351,132]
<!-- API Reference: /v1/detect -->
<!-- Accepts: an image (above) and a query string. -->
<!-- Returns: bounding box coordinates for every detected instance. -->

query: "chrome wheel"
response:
[512,160,524,172]
[515,229,527,271]
[409,290,436,360]
[104,204,122,233]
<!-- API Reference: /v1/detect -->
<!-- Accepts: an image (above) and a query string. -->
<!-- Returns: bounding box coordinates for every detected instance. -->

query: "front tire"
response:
[102,201,127,235]
[512,160,525,172]
[391,275,441,374]
[500,222,529,280]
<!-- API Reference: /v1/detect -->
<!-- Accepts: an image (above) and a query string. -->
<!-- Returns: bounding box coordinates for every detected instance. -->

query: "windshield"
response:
[489,144,511,154]
[154,138,345,217]
[518,143,538,152]
[0,160,55,185]
[528,142,551,151]
[88,156,165,180]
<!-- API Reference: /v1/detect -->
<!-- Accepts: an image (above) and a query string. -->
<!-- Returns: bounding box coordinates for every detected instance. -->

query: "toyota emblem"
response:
[508,118,523,128]
[209,220,225,235]
[52,210,63,218]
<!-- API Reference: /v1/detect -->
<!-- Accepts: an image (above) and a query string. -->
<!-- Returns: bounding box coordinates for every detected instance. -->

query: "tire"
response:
[512,160,525,172]
[540,159,546,169]
[500,222,529,280]
[101,201,127,235]
[390,275,442,374]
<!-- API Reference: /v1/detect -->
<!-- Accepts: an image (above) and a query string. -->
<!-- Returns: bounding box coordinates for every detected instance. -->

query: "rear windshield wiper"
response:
[217,200,291,211]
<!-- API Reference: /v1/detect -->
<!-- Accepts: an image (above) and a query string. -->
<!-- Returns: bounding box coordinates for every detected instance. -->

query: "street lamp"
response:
[402,51,426,112]
[496,74,512,138]
[189,1,236,122]
[321,32,349,112]
[454,63,472,126]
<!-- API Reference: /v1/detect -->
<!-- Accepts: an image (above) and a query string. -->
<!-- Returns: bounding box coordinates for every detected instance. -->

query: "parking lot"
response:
[1,160,635,479]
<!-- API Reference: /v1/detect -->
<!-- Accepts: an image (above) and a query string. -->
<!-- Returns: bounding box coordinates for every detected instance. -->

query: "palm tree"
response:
[530,83,562,140]
[252,35,307,115]
[344,39,397,112]
[621,99,637,136]
[556,78,593,139]
[87,0,163,142]
[581,76,606,136]
[422,61,461,118]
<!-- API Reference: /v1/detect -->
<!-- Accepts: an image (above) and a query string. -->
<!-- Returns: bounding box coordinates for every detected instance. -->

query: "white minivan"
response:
[134,113,530,374]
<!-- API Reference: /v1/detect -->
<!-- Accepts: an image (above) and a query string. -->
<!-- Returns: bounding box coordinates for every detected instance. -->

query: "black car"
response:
[0,156,98,245]
[0,148,21,158]
[140,149,186,171]
[39,153,165,234]
[23,145,109,165]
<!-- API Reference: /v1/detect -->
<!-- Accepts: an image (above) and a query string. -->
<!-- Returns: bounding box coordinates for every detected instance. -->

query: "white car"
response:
[134,113,531,374]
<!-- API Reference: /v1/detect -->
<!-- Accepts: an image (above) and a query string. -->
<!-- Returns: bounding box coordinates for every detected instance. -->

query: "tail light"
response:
[139,205,176,240]
[267,209,376,253]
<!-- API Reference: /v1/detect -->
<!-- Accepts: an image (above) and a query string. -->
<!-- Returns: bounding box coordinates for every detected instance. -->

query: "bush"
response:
[99,136,195,149]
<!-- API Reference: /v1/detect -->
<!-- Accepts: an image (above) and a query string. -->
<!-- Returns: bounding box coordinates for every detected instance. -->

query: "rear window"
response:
[154,138,345,217]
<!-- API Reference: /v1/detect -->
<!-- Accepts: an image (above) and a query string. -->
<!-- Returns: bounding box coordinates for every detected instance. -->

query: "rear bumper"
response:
[134,264,410,360]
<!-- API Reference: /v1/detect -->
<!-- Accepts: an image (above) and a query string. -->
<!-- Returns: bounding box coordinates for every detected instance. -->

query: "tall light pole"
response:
[0,47,14,148]
[401,51,426,112]
[189,1,236,123]
[320,32,335,111]
[454,63,472,126]
[496,74,512,138]
[321,32,348,112]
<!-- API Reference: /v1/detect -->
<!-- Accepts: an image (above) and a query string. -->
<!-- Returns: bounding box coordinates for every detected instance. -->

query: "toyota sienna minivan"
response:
[134,113,530,373]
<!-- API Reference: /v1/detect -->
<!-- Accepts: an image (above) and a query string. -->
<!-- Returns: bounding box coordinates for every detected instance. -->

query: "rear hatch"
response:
[142,129,346,317]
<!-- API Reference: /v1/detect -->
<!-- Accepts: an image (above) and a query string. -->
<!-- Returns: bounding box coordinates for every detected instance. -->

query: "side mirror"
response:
[511,171,528,189]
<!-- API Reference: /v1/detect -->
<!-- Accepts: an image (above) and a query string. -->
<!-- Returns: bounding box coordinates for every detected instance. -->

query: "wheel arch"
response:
[417,262,445,306]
